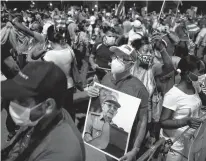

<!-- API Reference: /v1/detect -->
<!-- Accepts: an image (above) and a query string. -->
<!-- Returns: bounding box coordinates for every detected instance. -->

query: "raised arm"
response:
[11,17,35,38]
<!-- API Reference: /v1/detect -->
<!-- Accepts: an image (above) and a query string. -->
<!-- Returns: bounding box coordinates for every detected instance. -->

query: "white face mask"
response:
[28,17,32,22]
[9,102,44,127]
[105,36,116,46]
[111,58,125,74]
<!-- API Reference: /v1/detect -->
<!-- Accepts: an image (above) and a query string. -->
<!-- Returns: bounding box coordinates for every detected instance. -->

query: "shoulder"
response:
[125,76,149,95]
[90,111,101,115]
[165,86,179,97]
[89,112,102,121]
[35,122,84,161]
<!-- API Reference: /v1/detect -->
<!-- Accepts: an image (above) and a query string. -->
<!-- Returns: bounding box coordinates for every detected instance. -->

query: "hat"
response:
[1,62,67,100]
[90,16,96,25]
[109,45,136,62]
[132,20,142,28]
[103,94,121,108]
[68,11,73,16]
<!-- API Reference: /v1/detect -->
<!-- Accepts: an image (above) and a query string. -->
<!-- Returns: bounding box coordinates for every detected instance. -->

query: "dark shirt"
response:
[92,43,113,69]
[2,109,85,161]
[114,25,123,35]
[101,72,149,111]
[101,72,149,151]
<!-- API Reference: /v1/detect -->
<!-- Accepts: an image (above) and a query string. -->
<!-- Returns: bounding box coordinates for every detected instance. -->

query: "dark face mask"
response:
[187,71,198,82]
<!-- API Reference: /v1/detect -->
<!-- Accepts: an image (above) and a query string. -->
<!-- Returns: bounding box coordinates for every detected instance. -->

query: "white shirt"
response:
[44,48,74,89]
[162,86,201,140]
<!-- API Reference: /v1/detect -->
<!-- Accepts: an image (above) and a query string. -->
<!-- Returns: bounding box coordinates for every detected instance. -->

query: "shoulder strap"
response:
[96,43,102,51]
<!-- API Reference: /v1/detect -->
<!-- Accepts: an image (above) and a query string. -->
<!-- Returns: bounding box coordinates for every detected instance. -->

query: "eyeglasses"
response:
[111,54,133,63]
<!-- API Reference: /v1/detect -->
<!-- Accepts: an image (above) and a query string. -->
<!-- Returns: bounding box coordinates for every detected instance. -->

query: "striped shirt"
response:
[186,21,200,40]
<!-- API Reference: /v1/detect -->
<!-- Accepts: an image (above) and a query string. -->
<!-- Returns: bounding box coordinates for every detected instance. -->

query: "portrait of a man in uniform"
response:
[83,83,141,159]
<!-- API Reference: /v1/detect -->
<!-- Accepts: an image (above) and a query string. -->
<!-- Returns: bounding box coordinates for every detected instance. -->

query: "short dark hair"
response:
[47,25,64,44]
[131,37,148,50]
[102,26,115,34]
[178,55,200,75]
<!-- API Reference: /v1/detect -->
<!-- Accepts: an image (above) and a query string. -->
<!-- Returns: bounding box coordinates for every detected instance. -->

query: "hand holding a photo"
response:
[120,148,139,161]
[87,86,100,98]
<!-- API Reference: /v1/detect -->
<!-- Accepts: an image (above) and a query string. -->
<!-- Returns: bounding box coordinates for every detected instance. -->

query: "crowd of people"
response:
[1,2,206,161]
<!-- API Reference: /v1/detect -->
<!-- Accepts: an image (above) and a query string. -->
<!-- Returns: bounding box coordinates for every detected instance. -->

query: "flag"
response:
[115,0,124,17]
[173,0,183,6]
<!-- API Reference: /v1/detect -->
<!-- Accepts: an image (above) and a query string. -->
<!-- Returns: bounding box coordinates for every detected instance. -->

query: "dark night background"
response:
[1,1,206,14]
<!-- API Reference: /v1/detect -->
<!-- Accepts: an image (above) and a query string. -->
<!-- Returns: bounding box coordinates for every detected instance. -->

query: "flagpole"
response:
[175,1,180,20]
[158,0,166,20]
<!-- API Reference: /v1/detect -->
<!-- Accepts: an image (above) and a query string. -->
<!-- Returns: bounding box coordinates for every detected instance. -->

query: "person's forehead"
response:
[104,101,118,107]
[106,31,114,35]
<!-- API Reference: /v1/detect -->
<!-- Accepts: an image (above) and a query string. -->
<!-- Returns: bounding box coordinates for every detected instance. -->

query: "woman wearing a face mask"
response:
[89,26,116,81]
[131,37,176,127]
[160,55,203,161]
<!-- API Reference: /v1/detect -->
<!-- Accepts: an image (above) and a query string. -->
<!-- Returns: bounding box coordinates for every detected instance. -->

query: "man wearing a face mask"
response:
[89,26,116,81]
[1,61,85,161]
[87,44,149,161]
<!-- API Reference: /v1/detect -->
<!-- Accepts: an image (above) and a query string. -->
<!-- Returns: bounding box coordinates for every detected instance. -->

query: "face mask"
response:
[137,54,154,65]
[28,17,32,22]
[9,102,44,127]
[188,72,198,82]
[111,58,125,74]
[105,36,116,46]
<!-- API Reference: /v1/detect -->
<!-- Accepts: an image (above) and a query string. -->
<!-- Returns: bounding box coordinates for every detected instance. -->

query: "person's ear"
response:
[44,98,56,114]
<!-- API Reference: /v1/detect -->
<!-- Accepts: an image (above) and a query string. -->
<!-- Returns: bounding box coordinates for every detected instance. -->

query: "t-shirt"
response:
[162,86,202,140]
[92,43,113,69]
[43,48,74,89]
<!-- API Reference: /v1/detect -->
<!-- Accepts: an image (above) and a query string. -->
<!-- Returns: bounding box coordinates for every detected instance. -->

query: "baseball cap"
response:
[103,94,121,108]
[1,62,67,100]
[90,16,96,25]
[132,20,142,29]
[110,45,137,62]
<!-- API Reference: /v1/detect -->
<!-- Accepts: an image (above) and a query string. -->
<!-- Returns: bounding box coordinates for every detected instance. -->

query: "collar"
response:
[111,69,132,85]
[99,113,104,121]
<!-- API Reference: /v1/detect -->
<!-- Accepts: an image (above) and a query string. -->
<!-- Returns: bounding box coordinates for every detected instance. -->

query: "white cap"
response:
[135,14,140,19]
[106,12,111,17]
[68,11,73,16]
[109,45,137,61]
[90,16,96,25]
[132,20,142,28]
